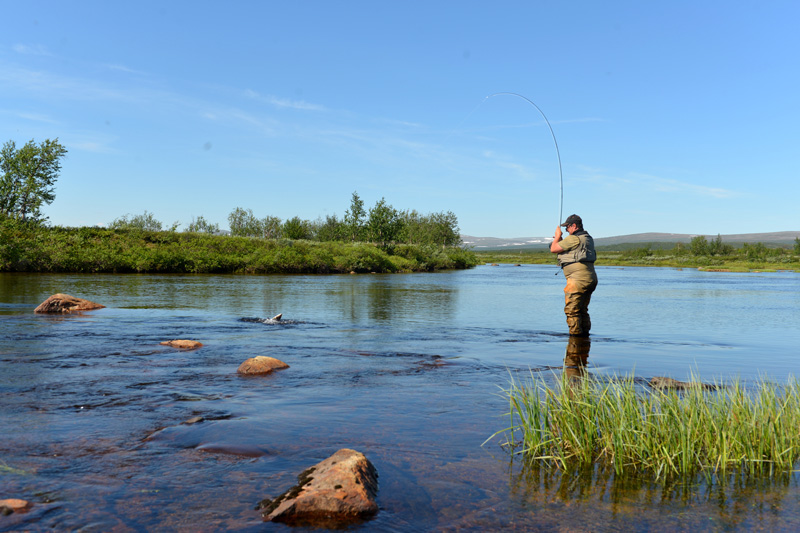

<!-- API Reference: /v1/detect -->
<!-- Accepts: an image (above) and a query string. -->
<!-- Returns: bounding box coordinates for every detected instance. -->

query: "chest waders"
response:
[558,233,598,336]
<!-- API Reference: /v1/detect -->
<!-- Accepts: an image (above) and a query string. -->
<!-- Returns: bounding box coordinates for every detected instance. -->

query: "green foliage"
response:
[0,138,67,223]
[261,215,282,239]
[224,192,462,250]
[401,209,461,247]
[228,207,262,237]
[314,214,346,242]
[282,216,311,240]
[186,215,220,234]
[0,217,477,274]
[108,210,165,231]
[708,234,734,255]
[343,191,366,242]
[742,242,769,261]
[367,197,403,249]
[795,237,800,255]
[621,244,651,260]
[475,241,800,272]
[689,235,708,256]
[497,372,800,480]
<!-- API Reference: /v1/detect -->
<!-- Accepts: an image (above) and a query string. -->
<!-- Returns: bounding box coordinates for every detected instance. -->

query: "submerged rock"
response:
[259,448,378,526]
[0,499,32,514]
[649,376,718,391]
[160,340,204,350]
[196,442,269,457]
[237,356,289,375]
[34,293,105,314]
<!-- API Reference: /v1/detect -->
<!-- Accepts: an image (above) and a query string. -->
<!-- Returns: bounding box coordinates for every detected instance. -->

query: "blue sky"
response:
[2,1,798,238]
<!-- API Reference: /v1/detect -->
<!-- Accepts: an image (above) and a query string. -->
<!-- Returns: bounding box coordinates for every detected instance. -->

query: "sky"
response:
[2,1,798,238]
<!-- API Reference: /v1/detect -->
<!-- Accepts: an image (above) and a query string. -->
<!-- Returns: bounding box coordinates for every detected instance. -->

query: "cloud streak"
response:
[244,90,326,111]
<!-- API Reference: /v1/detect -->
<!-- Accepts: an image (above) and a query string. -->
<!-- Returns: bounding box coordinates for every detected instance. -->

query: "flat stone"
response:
[649,376,717,390]
[0,499,32,513]
[196,443,269,457]
[34,293,105,313]
[160,340,204,350]
[260,448,378,526]
[237,356,289,375]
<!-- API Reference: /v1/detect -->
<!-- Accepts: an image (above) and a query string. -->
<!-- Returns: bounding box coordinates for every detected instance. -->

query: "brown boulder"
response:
[160,340,203,350]
[34,293,105,313]
[0,499,32,514]
[260,448,378,526]
[237,356,289,375]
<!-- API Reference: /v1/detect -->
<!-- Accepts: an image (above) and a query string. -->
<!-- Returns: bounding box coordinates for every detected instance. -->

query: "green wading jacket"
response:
[556,231,597,270]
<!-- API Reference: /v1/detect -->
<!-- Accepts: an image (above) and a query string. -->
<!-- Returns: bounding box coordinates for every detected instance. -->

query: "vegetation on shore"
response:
[0,217,477,274]
[476,235,800,272]
[495,372,800,481]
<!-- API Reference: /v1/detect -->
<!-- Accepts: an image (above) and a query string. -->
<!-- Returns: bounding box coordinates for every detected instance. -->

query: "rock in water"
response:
[34,293,105,313]
[237,356,289,375]
[160,340,204,350]
[649,376,717,390]
[0,499,32,514]
[260,448,378,526]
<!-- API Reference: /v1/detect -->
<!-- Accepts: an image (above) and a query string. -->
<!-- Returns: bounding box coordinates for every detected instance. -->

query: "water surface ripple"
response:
[2,266,799,531]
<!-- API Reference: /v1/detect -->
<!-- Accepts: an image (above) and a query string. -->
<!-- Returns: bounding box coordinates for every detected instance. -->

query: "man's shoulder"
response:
[559,234,581,251]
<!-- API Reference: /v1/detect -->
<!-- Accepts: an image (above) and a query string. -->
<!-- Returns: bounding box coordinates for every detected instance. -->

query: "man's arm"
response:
[550,226,564,253]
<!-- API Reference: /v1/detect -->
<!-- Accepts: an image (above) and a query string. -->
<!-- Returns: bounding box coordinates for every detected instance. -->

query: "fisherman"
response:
[550,214,597,336]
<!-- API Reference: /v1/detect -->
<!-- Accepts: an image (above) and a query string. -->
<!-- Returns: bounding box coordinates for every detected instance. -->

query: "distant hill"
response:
[462,232,800,251]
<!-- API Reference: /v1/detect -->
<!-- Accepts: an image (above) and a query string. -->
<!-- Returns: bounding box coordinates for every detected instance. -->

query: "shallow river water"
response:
[2,265,800,531]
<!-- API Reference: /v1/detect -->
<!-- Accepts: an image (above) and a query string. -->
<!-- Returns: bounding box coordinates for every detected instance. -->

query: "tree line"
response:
[1,138,462,249]
[224,192,461,248]
[109,192,461,249]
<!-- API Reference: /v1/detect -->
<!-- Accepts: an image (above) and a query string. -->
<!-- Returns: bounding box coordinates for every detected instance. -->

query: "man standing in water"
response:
[550,214,598,336]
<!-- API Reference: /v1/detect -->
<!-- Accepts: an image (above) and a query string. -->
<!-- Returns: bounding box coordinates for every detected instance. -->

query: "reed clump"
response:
[495,373,800,481]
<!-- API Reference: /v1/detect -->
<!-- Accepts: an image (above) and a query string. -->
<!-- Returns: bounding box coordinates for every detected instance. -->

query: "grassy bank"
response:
[475,248,800,272]
[0,221,478,274]
[495,373,800,481]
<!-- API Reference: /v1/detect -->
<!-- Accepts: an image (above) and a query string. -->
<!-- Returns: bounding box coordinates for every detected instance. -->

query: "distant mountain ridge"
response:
[462,231,800,251]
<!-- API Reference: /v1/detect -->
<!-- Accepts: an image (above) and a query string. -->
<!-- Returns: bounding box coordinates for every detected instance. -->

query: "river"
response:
[2,266,800,531]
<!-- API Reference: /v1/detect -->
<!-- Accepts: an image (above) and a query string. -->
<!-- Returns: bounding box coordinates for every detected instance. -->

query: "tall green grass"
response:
[493,372,800,481]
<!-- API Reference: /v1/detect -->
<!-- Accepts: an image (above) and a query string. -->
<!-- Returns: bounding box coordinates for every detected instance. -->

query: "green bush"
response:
[0,217,476,274]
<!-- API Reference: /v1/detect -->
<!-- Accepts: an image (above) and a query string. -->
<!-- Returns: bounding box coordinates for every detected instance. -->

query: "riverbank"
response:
[0,222,478,274]
[475,248,800,272]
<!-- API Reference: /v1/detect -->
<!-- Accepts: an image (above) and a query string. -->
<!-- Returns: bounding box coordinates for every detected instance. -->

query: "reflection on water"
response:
[2,267,800,531]
[563,336,591,381]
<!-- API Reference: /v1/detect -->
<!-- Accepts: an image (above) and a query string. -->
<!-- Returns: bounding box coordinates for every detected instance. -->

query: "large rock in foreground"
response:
[260,448,378,526]
[34,293,105,314]
[237,356,289,375]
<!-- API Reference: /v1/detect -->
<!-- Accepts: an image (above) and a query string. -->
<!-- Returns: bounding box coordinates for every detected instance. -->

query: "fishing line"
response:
[453,93,565,226]
[486,92,564,227]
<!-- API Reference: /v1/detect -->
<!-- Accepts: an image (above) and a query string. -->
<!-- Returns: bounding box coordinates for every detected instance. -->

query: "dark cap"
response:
[560,214,582,227]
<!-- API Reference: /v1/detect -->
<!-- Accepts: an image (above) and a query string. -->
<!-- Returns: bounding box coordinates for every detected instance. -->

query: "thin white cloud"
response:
[61,132,119,154]
[577,166,738,199]
[1,110,59,124]
[629,172,736,199]
[12,44,52,56]
[244,89,325,111]
[102,63,148,76]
